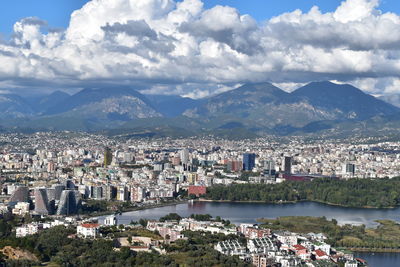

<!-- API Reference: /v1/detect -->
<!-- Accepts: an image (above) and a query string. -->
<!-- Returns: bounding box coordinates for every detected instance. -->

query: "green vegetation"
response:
[190,214,213,221]
[164,231,249,266]
[160,213,182,222]
[259,216,400,250]
[79,198,187,217]
[0,219,248,266]
[206,177,400,208]
[79,199,139,215]
[100,226,163,240]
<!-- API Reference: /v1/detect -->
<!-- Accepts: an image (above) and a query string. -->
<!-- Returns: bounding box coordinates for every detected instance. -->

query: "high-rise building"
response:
[34,188,50,215]
[283,156,292,175]
[131,186,146,202]
[9,186,29,203]
[102,185,117,200]
[243,153,256,171]
[46,188,56,202]
[56,190,78,215]
[91,186,103,200]
[263,160,276,178]
[342,163,355,177]
[64,180,76,190]
[78,185,90,199]
[180,149,189,165]
[47,161,55,173]
[104,147,112,166]
[227,160,243,172]
[52,184,65,201]
[117,186,128,201]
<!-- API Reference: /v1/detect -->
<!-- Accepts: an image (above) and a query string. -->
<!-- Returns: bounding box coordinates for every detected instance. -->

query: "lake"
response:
[101,201,400,227]
[99,201,400,267]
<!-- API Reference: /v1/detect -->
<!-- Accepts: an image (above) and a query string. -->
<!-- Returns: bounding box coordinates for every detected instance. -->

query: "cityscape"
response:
[2,0,400,266]
[0,132,399,266]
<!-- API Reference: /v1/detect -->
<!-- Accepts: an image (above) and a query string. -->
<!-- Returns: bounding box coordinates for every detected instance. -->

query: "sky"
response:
[1,0,400,97]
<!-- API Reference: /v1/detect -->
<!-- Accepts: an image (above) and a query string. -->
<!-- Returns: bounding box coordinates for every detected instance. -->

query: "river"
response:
[99,201,400,266]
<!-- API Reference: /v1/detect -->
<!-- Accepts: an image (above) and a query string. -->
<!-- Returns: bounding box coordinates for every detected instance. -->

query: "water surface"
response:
[102,201,400,227]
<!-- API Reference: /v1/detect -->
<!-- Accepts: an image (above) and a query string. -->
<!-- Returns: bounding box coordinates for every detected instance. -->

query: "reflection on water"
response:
[101,201,400,227]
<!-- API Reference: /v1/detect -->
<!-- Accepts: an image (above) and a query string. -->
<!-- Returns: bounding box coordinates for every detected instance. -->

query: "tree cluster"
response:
[206,177,400,208]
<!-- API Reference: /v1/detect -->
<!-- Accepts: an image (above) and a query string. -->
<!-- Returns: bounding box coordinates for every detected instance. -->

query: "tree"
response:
[139,219,148,228]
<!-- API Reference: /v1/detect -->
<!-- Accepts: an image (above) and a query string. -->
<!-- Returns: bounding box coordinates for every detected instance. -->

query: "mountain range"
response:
[0,81,399,138]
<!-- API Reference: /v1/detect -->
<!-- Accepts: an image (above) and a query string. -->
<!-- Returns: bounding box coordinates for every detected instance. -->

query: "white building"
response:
[16,223,43,237]
[344,260,358,267]
[247,237,277,254]
[104,215,118,226]
[77,223,100,239]
[214,240,247,257]
[12,202,30,215]
[274,232,298,247]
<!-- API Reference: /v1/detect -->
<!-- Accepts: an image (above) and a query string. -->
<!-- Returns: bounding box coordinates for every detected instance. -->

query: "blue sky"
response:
[1,0,399,35]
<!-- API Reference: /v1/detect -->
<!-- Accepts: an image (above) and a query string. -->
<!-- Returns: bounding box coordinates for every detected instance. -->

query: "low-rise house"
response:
[314,242,331,255]
[274,231,298,247]
[344,260,358,267]
[291,244,309,261]
[215,240,247,257]
[239,224,270,239]
[252,254,277,267]
[16,223,43,237]
[104,215,118,226]
[12,202,30,215]
[146,221,186,241]
[313,249,329,260]
[77,223,100,239]
[247,237,278,254]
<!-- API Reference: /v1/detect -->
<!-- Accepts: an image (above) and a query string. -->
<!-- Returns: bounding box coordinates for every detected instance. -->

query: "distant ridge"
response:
[0,81,398,139]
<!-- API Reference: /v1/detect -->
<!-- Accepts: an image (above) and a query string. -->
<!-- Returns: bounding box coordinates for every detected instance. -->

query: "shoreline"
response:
[197,198,398,209]
[84,199,400,254]
[349,248,400,253]
[84,199,188,219]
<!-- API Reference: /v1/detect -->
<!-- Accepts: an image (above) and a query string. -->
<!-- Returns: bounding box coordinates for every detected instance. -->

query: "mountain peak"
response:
[214,82,289,99]
[292,81,399,120]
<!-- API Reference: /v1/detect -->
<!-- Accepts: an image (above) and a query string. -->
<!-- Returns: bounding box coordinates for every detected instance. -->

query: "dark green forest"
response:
[205,178,400,208]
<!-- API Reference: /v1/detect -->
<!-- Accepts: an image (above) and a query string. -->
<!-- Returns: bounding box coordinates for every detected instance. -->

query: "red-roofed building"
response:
[291,244,309,260]
[314,249,329,260]
[77,223,100,239]
[292,244,306,252]
[188,185,206,197]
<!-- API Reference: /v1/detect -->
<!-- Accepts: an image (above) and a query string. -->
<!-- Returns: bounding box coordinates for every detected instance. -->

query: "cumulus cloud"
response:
[1,0,400,97]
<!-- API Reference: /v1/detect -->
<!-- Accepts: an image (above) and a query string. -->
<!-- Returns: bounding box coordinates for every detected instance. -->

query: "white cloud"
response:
[1,0,400,97]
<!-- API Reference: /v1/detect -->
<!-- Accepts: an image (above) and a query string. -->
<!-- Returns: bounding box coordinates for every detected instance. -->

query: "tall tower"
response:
[56,190,78,215]
[34,188,50,215]
[283,156,292,175]
[104,147,112,167]
[180,148,189,165]
[9,186,29,203]
[263,160,276,178]
[242,153,256,171]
